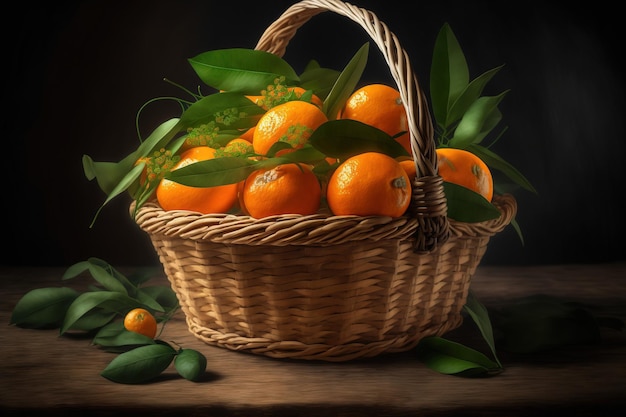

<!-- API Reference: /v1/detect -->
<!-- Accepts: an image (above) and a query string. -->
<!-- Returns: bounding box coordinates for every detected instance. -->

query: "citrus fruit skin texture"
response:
[253,100,328,156]
[123,308,157,339]
[327,152,411,217]
[241,163,322,218]
[156,146,239,214]
[436,148,494,202]
[340,84,411,155]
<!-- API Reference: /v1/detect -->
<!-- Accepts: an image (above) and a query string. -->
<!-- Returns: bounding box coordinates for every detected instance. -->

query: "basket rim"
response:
[133,193,516,246]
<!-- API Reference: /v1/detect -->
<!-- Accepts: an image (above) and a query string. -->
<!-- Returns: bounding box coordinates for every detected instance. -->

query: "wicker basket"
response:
[134,0,517,361]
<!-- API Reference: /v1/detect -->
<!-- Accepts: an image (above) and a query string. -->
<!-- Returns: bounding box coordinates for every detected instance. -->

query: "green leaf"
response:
[443,182,501,222]
[273,145,329,165]
[299,66,341,100]
[134,289,167,314]
[510,217,524,245]
[446,65,504,128]
[265,140,295,158]
[61,260,91,280]
[165,156,257,187]
[178,92,265,130]
[83,118,181,196]
[430,23,469,128]
[10,287,79,329]
[174,348,207,382]
[309,119,409,160]
[67,309,117,332]
[464,291,502,367]
[93,322,156,349]
[449,91,509,148]
[101,344,177,384]
[416,337,502,377]
[61,292,140,334]
[323,43,369,120]
[88,162,145,228]
[86,263,129,295]
[468,144,537,194]
[188,48,299,94]
[84,118,182,226]
[63,258,138,296]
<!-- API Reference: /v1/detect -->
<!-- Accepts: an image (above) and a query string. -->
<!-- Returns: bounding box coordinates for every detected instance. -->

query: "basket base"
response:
[186,313,464,362]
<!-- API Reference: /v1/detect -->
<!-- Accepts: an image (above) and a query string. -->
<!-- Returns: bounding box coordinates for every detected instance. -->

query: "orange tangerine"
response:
[156,146,239,213]
[123,308,157,339]
[436,148,494,202]
[340,84,411,155]
[327,152,411,217]
[252,100,328,156]
[241,163,321,218]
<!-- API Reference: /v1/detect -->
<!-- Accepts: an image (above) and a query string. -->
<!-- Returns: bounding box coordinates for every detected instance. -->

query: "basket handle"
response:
[255,0,450,252]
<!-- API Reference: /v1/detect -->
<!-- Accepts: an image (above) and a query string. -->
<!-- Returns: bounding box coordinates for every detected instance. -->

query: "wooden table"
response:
[2,263,625,416]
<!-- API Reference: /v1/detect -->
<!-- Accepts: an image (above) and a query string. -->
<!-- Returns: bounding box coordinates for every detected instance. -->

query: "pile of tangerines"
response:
[144,81,493,219]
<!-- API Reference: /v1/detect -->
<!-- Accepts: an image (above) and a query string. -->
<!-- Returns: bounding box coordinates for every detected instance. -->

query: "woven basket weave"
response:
[134,0,517,361]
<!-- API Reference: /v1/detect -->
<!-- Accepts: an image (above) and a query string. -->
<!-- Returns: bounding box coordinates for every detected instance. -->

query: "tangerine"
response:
[252,100,328,156]
[123,308,157,339]
[436,148,494,202]
[340,84,411,155]
[156,146,239,213]
[398,158,417,184]
[327,152,411,217]
[241,163,321,218]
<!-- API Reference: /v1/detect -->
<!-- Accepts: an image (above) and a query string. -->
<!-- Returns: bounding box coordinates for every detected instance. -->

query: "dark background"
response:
[4,0,624,268]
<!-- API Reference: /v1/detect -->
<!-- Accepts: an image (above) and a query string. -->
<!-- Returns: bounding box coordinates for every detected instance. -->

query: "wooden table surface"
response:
[1,262,625,417]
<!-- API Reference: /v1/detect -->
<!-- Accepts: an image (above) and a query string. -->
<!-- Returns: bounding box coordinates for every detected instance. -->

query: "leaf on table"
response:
[9,287,79,329]
[92,322,156,351]
[464,290,501,367]
[60,291,139,334]
[66,309,117,332]
[174,348,207,382]
[100,344,177,384]
[415,336,502,377]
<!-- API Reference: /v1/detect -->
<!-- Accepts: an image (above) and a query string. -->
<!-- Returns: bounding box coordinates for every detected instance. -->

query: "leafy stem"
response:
[9,258,205,384]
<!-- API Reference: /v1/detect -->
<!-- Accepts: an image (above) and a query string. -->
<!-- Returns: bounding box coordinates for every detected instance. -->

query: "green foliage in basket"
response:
[82,24,534,230]
[431,24,535,196]
[82,43,370,225]
[429,23,536,241]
